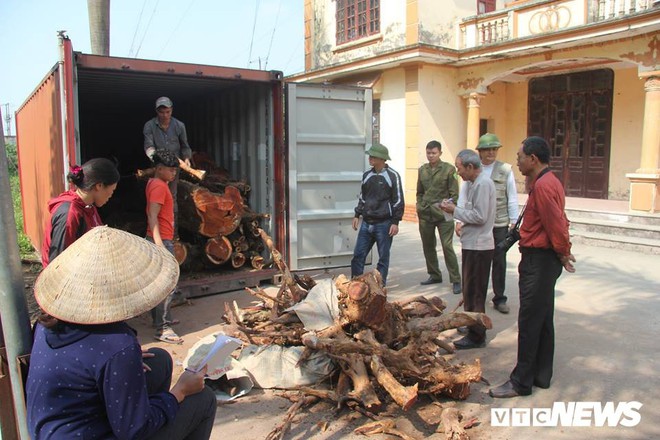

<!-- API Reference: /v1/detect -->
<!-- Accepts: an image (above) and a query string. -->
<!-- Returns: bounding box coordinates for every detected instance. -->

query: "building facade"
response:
[290,0,660,215]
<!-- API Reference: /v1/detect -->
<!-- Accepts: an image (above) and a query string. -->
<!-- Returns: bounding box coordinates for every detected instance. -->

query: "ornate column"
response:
[466,92,484,149]
[627,75,660,213]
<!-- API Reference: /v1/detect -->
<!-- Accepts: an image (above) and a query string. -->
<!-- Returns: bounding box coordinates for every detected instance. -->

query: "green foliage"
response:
[5,141,36,258]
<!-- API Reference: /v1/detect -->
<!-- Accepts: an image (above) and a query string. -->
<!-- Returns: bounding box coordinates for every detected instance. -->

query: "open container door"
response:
[286,83,372,271]
[15,34,78,253]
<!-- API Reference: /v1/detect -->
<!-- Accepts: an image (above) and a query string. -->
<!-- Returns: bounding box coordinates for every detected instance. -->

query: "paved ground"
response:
[131,221,660,440]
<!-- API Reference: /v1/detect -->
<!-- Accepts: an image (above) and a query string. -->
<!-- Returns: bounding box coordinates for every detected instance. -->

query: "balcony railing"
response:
[459,0,656,49]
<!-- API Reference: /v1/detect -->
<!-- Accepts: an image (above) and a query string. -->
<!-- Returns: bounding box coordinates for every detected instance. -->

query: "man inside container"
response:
[144,96,192,306]
[143,96,193,235]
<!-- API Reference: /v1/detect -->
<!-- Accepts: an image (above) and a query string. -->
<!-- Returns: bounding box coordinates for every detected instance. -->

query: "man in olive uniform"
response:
[457,133,519,313]
[416,140,461,294]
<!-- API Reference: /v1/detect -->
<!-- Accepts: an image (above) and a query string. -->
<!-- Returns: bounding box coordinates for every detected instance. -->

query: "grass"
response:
[5,141,36,258]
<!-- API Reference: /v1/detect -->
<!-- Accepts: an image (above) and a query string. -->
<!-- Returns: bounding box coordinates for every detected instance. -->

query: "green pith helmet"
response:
[477,133,502,150]
[365,143,391,161]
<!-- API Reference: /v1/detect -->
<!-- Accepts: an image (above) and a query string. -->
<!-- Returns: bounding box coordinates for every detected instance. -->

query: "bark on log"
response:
[335,273,409,346]
[369,354,418,411]
[406,312,493,335]
[437,407,470,440]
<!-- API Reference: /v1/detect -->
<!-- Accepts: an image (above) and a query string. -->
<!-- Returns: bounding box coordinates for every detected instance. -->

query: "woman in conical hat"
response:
[26,226,217,439]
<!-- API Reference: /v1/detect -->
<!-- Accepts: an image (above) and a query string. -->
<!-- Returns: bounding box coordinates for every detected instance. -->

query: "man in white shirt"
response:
[456,133,519,314]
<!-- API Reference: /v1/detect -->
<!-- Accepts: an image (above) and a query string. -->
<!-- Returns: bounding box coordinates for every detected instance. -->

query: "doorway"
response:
[528,69,613,199]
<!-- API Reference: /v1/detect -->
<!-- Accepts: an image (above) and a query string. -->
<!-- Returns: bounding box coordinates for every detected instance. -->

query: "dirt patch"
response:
[22,261,42,322]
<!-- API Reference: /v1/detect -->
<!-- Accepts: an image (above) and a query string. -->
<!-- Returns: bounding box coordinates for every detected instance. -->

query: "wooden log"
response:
[406,312,493,335]
[231,252,246,268]
[177,180,243,238]
[249,252,265,270]
[258,228,307,305]
[205,236,232,265]
[172,240,188,265]
[369,353,418,411]
[335,273,408,346]
[437,407,470,440]
[135,161,207,181]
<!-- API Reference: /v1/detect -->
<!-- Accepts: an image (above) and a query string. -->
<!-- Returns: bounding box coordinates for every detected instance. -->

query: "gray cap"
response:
[155,96,173,109]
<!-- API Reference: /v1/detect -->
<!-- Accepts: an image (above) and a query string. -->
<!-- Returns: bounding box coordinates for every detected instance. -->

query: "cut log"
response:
[172,241,188,265]
[205,236,232,265]
[249,252,265,270]
[335,273,408,346]
[177,180,243,238]
[231,252,246,268]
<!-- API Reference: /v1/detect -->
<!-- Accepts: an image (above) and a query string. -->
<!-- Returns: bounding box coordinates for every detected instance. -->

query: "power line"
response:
[128,0,148,57]
[247,0,260,68]
[263,0,282,70]
[135,0,161,58]
[157,0,197,57]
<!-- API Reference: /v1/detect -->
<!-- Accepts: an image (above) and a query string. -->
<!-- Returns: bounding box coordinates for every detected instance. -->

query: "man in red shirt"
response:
[490,136,576,398]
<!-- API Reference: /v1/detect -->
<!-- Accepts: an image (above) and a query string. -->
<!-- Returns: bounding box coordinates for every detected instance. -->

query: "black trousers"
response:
[144,348,217,440]
[491,226,509,305]
[461,249,493,343]
[510,248,563,394]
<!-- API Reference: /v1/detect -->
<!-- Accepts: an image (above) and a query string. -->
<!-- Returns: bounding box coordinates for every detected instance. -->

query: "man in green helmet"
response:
[351,143,405,286]
[456,133,519,314]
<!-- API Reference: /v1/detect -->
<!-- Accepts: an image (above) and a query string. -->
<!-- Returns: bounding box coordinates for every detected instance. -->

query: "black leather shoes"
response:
[452,282,462,294]
[494,303,510,314]
[453,336,485,350]
[489,380,530,398]
[420,277,443,285]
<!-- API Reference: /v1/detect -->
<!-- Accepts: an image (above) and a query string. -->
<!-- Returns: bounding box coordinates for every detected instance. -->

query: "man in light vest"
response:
[456,133,519,314]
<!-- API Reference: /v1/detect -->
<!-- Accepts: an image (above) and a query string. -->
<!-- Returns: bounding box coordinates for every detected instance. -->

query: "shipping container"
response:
[16,35,372,296]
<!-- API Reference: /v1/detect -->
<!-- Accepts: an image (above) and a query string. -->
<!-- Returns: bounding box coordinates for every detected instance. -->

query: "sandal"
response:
[155,328,183,344]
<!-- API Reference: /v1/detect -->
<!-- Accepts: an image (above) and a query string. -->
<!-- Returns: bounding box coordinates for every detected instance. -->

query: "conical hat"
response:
[34,226,179,324]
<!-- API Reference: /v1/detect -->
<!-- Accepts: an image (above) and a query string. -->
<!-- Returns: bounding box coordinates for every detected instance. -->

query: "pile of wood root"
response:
[220,230,491,440]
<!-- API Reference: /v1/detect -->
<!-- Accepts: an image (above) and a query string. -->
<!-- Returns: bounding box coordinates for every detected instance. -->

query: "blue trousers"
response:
[146,237,175,330]
[351,220,393,285]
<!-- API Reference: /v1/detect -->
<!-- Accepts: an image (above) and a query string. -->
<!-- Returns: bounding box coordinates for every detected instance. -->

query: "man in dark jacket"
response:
[351,143,405,285]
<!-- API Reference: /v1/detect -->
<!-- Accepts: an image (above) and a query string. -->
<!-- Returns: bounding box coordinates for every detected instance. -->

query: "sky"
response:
[0,0,305,136]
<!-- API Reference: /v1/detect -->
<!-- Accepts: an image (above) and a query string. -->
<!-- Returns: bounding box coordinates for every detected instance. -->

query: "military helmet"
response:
[365,143,391,161]
[476,133,502,149]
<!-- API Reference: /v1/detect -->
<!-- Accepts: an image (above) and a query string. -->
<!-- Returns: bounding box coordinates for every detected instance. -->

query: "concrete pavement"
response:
[134,220,660,439]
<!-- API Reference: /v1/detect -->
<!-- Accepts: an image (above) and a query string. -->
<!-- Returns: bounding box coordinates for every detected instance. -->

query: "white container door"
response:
[286,83,372,271]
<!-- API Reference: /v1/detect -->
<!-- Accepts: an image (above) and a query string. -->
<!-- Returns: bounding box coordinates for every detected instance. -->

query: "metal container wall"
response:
[15,67,65,253]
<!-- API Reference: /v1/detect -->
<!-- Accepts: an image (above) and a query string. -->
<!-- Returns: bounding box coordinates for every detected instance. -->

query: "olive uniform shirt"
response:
[416,161,459,222]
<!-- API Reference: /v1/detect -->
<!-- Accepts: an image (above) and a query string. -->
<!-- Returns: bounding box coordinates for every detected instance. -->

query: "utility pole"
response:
[87,0,110,55]
[2,103,10,137]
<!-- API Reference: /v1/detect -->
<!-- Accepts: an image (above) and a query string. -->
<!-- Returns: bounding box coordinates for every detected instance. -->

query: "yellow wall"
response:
[378,69,407,192]
[611,67,646,199]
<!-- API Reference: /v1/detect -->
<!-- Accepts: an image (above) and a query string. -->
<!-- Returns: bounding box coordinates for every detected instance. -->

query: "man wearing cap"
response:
[143,97,193,233]
[456,133,518,314]
[351,143,404,286]
[416,140,462,295]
